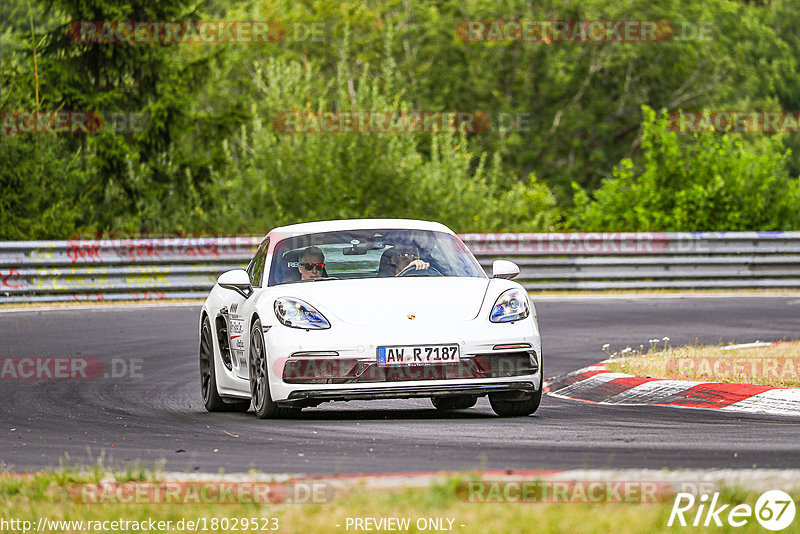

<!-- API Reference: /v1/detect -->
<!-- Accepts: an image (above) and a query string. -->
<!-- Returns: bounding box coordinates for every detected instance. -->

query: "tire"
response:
[200,316,250,413]
[489,360,543,417]
[489,387,541,417]
[431,395,478,411]
[249,318,299,419]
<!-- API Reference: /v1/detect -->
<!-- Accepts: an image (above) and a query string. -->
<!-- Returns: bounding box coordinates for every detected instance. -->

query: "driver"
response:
[388,245,429,275]
[297,246,326,280]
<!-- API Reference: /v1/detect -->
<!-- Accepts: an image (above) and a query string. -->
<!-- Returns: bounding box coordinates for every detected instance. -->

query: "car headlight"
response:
[490,288,530,323]
[274,297,331,329]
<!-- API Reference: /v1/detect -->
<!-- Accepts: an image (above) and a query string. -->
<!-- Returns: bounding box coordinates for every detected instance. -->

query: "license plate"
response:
[377,344,460,365]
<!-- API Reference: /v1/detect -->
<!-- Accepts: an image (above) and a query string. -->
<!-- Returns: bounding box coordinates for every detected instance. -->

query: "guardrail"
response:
[1,232,799,302]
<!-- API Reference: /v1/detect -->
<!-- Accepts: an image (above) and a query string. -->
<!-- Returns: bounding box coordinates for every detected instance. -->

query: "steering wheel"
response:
[398,264,443,277]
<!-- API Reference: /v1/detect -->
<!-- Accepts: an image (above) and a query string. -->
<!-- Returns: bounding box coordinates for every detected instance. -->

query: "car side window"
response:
[247,238,269,287]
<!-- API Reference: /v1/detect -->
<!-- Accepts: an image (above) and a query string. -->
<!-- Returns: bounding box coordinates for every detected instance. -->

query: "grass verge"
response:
[606,342,800,388]
[1,470,799,533]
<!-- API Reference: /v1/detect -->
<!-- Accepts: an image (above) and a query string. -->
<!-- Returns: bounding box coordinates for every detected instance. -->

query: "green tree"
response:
[194,55,560,234]
[36,0,214,229]
[570,106,800,231]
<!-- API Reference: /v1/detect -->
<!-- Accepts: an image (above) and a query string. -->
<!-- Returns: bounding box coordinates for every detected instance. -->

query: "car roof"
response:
[265,219,455,239]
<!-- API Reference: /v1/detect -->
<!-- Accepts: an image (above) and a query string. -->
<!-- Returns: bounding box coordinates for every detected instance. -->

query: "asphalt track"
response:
[0,296,799,474]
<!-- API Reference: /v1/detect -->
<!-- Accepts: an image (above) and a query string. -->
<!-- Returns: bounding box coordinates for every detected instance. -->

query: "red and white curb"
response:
[543,360,800,417]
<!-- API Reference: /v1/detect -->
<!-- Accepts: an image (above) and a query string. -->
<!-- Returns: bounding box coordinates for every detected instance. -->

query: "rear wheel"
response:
[200,316,250,412]
[431,395,478,411]
[249,318,299,419]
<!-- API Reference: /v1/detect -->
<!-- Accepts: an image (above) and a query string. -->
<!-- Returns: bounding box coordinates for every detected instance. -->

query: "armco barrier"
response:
[465,232,800,290]
[1,232,799,302]
[0,237,259,303]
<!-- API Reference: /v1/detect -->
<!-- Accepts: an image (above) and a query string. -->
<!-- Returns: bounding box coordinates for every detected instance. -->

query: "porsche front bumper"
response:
[279,381,538,407]
[264,316,542,404]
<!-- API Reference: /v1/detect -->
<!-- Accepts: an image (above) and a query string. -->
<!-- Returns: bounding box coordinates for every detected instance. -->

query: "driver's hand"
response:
[408,259,429,271]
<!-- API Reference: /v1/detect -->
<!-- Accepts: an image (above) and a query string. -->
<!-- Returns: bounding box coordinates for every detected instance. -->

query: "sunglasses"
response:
[301,263,325,272]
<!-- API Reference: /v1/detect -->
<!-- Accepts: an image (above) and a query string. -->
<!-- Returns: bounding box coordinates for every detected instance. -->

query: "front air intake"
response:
[215,315,233,370]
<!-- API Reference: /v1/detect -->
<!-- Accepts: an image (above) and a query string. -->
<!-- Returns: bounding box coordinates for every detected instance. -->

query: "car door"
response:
[228,237,268,380]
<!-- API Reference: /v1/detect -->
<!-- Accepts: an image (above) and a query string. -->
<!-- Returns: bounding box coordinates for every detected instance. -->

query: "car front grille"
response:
[282,351,538,384]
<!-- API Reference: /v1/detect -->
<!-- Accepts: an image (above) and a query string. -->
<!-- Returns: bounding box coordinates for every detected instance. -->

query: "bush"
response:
[0,135,95,239]
[196,56,561,234]
[570,106,800,231]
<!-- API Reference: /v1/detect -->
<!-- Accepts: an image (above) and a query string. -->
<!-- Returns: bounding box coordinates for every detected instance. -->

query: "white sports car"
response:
[199,219,543,418]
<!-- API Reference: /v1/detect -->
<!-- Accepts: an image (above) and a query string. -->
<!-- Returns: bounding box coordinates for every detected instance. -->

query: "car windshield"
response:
[267,229,486,286]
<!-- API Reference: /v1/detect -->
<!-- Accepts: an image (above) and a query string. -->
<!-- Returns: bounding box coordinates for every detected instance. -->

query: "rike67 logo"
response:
[669,490,796,531]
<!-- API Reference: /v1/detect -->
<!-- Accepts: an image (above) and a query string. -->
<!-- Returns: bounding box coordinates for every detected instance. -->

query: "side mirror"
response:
[491,259,520,280]
[218,269,253,298]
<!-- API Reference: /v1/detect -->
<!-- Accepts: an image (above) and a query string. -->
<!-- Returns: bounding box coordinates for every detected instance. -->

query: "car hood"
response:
[283,277,491,325]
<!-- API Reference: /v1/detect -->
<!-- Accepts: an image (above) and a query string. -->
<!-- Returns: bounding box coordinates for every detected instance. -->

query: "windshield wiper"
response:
[312,276,340,281]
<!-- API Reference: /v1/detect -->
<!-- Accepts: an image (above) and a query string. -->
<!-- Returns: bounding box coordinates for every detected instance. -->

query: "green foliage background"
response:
[2,0,800,238]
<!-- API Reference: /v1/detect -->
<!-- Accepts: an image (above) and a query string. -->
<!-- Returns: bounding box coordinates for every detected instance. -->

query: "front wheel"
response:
[489,387,541,417]
[489,360,543,417]
[249,318,299,419]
